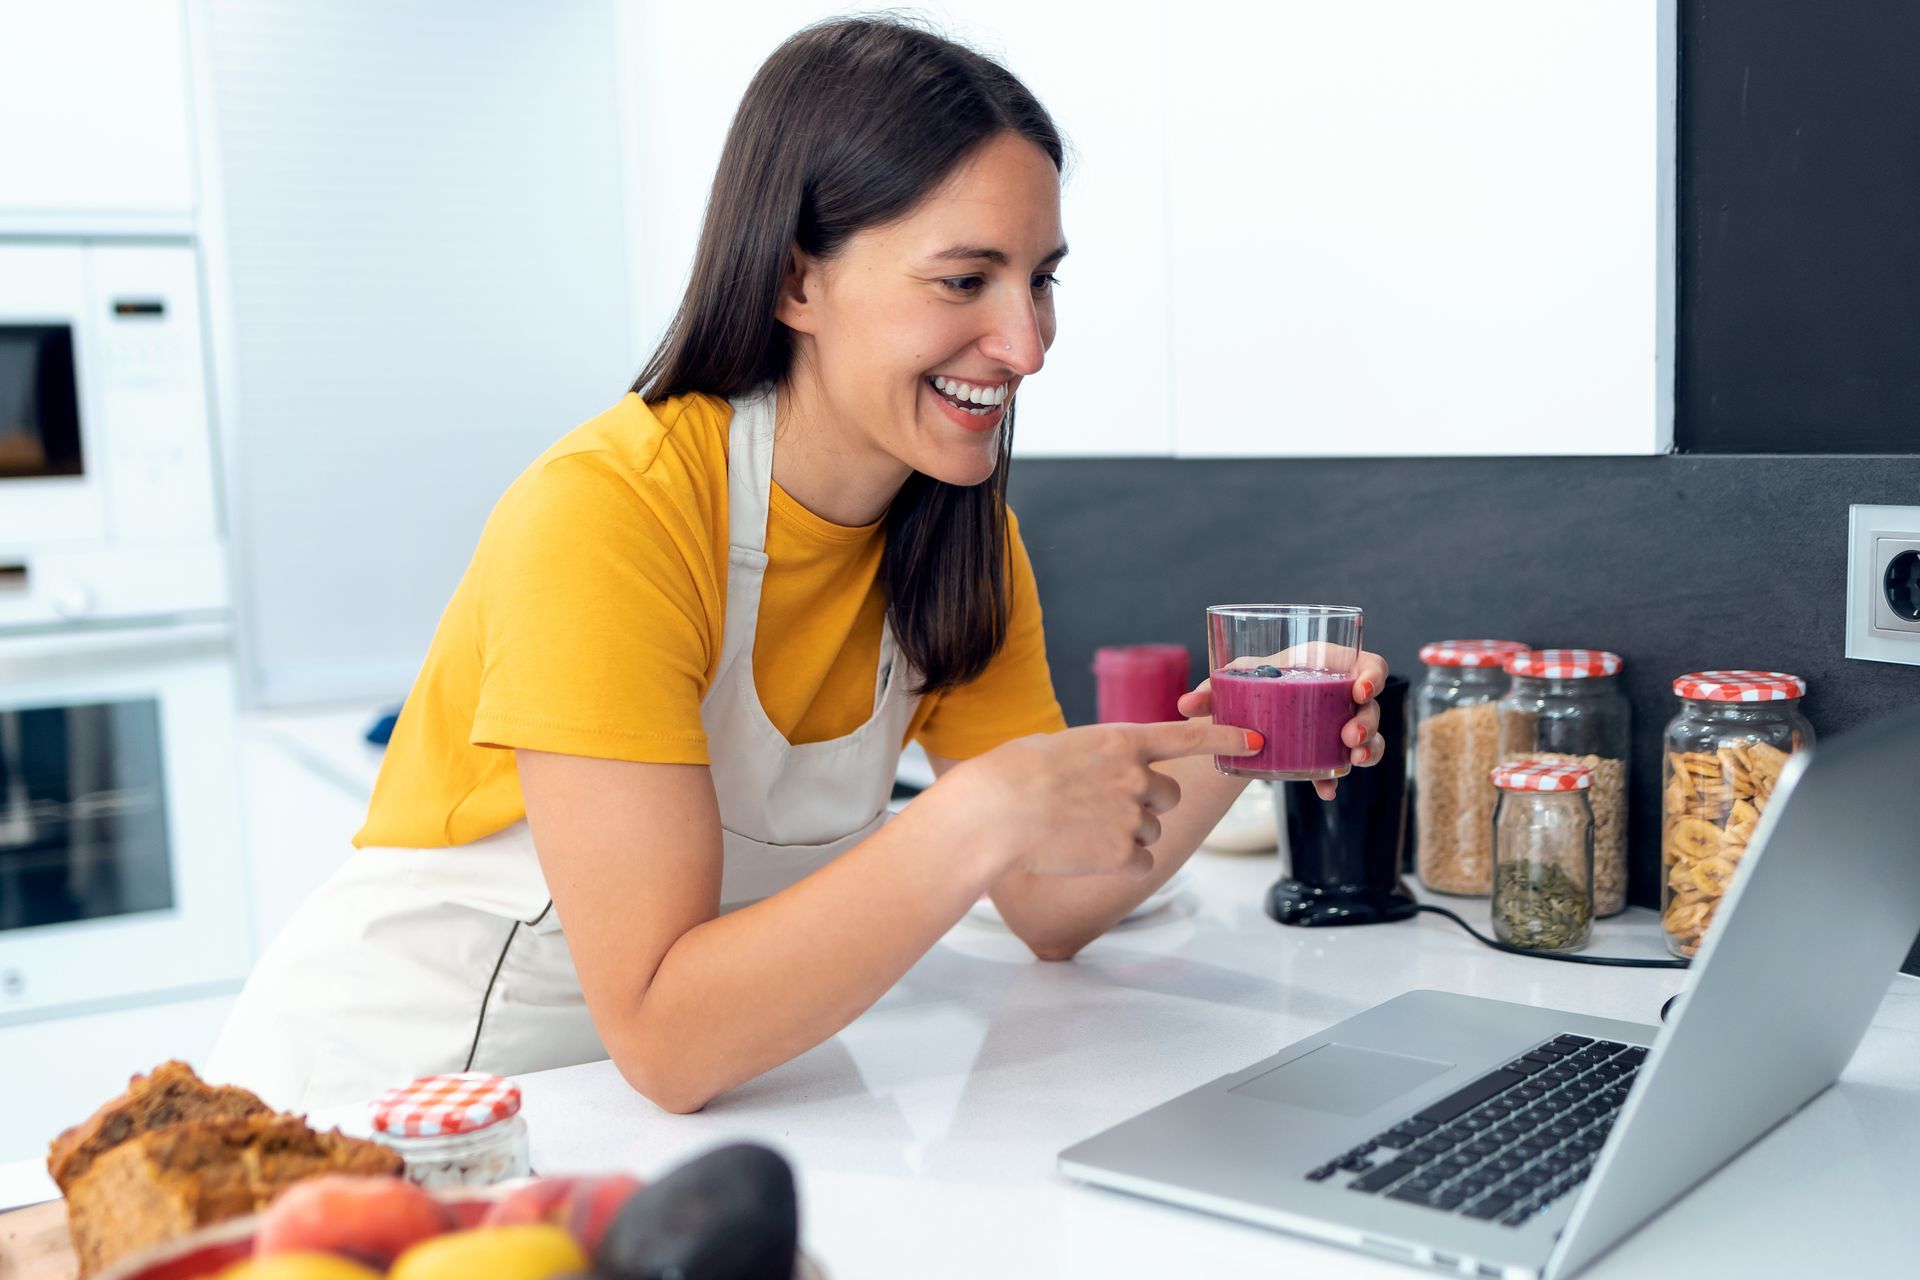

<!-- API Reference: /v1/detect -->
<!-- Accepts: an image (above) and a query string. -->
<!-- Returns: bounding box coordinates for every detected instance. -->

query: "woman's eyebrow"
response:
[925,243,1070,267]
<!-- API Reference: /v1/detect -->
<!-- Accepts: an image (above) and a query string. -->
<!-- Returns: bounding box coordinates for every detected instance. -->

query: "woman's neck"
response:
[770,368,911,528]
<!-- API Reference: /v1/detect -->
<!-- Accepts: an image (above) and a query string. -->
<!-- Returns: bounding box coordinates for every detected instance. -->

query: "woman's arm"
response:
[518,717,1253,1113]
[927,749,1246,961]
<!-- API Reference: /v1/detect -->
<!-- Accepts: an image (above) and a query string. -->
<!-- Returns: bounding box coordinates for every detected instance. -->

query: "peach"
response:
[479,1173,643,1254]
[480,1176,582,1228]
[563,1174,645,1255]
[255,1174,455,1268]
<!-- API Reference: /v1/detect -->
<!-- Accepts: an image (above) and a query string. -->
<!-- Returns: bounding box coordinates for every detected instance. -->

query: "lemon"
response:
[388,1224,588,1280]
[216,1254,383,1280]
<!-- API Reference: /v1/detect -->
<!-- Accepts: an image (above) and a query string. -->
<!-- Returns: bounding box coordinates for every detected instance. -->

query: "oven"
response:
[0,621,250,1025]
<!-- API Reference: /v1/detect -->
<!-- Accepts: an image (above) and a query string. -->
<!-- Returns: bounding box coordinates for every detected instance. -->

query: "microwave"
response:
[0,240,227,628]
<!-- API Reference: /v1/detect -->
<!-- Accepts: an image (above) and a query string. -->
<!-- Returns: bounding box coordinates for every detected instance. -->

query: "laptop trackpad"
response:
[1229,1043,1454,1117]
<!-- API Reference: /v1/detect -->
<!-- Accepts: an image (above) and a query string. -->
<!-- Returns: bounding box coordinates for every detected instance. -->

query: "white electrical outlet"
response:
[1846,504,1920,665]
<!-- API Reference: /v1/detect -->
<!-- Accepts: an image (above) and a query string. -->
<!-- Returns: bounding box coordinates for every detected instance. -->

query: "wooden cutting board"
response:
[0,1200,76,1280]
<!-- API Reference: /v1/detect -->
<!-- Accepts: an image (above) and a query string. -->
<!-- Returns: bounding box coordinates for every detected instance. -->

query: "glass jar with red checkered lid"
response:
[1660,671,1814,959]
[1411,639,1529,896]
[1490,759,1595,953]
[368,1071,532,1189]
[1496,649,1631,917]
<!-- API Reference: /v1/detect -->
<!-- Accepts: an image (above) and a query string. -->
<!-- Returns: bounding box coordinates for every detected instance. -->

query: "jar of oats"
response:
[1412,639,1528,895]
[1660,671,1813,959]
[1496,649,1630,917]
[1490,759,1595,953]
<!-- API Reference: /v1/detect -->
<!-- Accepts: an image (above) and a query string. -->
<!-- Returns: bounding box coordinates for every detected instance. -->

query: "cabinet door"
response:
[1167,1,1675,457]
[0,0,195,220]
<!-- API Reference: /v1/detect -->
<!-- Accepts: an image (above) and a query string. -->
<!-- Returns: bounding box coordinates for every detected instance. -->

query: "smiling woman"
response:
[207,15,1386,1116]
[634,28,1070,692]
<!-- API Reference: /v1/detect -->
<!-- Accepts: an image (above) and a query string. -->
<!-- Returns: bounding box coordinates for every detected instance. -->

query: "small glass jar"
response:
[1411,639,1527,895]
[1496,649,1630,917]
[1660,670,1814,959]
[1490,759,1595,953]
[369,1072,532,1189]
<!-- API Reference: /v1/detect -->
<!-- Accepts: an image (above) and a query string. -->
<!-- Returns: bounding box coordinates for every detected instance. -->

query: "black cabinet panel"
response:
[1680,1,1920,453]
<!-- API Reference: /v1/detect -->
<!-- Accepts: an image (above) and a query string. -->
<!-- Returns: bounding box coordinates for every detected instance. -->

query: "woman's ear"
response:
[774,246,819,334]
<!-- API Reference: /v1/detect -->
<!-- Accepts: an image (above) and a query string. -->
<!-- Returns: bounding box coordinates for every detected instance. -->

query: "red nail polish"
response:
[1245,730,1265,752]
[1357,680,1373,701]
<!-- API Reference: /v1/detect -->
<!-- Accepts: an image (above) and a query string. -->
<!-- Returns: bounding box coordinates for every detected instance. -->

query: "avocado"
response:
[595,1143,799,1280]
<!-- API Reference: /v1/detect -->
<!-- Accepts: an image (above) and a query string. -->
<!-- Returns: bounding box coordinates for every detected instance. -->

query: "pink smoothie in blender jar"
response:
[1209,665,1355,780]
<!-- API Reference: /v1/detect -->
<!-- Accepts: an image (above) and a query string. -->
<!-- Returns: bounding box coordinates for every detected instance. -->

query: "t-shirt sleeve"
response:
[470,451,717,763]
[913,510,1068,760]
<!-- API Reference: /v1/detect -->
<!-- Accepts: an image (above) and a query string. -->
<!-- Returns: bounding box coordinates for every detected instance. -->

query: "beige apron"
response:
[208,387,921,1111]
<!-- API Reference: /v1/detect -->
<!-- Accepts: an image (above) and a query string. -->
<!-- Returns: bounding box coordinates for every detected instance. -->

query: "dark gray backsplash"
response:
[1008,452,1920,972]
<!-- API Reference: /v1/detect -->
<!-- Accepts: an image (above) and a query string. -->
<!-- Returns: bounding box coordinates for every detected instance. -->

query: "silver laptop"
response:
[1060,712,1920,1279]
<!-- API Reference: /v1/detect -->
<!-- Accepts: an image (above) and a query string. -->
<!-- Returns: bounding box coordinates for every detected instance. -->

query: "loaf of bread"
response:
[63,1114,403,1275]
[47,1060,272,1193]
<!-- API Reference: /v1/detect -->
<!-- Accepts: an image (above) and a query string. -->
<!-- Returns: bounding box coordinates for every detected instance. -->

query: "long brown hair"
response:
[631,15,1065,695]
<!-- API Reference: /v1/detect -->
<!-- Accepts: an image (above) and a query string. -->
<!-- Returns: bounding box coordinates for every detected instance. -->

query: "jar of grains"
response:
[1661,670,1813,958]
[1496,649,1630,916]
[1490,759,1595,953]
[1412,639,1528,895]
[369,1072,532,1189]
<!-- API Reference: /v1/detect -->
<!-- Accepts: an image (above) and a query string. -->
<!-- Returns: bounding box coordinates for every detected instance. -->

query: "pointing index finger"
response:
[1130,718,1263,763]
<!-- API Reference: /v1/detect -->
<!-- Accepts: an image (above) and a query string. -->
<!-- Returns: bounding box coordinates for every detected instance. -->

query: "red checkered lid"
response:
[371,1072,521,1137]
[1672,670,1807,702]
[1505,648,1623,679]
[1491,759,1593,792]
[1418,639,1529,668]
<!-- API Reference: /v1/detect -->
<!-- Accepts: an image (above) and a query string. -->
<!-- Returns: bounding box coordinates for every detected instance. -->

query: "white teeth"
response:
[928,375,1010,411]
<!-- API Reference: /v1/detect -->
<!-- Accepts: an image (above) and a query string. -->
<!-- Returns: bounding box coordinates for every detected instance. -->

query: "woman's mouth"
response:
[924,375,1009,431]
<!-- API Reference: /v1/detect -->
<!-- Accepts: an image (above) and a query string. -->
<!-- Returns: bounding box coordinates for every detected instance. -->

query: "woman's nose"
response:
[984,298,1047,376]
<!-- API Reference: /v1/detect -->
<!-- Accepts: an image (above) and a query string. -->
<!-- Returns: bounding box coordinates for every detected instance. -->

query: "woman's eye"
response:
[941,276,984,295]
[1032,273,1062,293]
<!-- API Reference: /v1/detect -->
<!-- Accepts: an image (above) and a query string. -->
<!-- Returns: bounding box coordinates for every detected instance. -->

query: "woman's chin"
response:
[915,449,1001,488]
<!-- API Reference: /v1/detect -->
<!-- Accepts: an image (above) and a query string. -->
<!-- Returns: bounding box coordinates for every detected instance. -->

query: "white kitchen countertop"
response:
[8,850,1917,1276]
[471,855,1919,1278]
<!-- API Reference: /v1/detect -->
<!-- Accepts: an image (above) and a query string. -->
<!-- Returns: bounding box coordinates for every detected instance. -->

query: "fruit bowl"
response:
[92,1185,827,1280]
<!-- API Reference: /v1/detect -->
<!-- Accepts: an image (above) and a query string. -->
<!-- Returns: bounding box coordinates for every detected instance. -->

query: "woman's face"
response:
[778,131,1066,490]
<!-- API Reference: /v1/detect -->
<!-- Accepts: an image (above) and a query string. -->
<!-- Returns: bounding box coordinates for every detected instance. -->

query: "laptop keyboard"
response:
[1303,1034,1647,1228]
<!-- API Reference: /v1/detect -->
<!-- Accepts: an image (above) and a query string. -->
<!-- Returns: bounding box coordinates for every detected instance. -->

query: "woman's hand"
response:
[942,719,1262,878]
[1176,650,1390,801]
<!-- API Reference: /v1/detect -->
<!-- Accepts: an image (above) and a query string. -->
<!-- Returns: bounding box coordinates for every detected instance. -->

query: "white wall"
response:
[192,0,638,705]
[616,0,1675,460]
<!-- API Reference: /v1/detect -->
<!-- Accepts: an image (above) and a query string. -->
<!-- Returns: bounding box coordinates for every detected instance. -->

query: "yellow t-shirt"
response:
[355,392,1066,848]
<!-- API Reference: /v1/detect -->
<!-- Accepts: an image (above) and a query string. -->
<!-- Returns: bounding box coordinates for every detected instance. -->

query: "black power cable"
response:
[1414,903,1692,970]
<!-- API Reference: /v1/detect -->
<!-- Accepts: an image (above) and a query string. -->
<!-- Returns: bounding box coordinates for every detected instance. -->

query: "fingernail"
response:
[1244,730,1265,752]
[1357,680,1373,700]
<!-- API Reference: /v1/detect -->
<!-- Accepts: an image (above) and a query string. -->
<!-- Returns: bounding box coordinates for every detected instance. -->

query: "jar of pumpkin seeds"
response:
[1490,759,1594,953]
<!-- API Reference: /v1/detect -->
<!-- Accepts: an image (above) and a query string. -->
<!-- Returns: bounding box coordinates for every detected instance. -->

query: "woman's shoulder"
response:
[475,392,734,569]
[525,390,731,490]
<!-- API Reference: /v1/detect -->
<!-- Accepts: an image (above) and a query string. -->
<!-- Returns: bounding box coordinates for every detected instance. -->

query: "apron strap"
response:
[726,386,777,556]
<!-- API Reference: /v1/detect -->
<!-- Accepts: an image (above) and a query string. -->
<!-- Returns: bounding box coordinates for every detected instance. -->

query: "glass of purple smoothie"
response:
[1205,604,1364,781]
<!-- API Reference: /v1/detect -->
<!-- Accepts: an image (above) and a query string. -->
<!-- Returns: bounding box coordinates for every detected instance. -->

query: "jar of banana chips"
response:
[1661,671,1813,958]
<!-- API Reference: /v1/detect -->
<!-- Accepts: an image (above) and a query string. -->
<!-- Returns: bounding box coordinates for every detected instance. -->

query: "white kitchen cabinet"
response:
[0,0,196,228]
[613,0,1176,458]
[1167,1,1675,457]
[616,1,1671,460]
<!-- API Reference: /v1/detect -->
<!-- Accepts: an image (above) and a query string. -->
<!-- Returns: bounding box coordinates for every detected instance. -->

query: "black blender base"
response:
[1266,877,1418,927]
